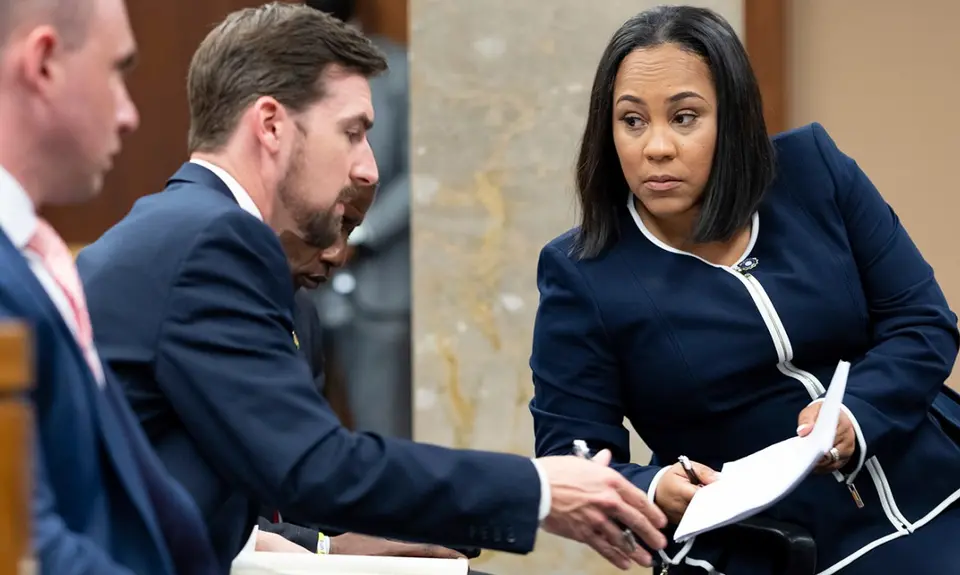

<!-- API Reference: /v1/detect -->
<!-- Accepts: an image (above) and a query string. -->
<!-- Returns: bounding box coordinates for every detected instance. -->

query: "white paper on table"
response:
[231,552,470,575]
[236,526,259,557]
[673,360,850,543]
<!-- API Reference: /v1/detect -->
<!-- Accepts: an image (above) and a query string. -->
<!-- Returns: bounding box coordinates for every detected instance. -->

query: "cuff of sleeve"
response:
[531,459,551,522]
[838,403,868,481]
[647,466,671,505]
[643,466,696,566]
[806,397,868,483]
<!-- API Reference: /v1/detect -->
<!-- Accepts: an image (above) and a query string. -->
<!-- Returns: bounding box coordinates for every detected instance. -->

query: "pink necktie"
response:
[27,219,99,376]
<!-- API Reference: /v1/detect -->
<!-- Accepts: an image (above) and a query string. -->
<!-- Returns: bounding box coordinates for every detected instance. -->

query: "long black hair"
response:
[574,5,775,259]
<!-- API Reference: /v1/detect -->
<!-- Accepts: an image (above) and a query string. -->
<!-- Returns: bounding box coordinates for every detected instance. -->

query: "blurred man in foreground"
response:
[78,3,667,572]
[0,0,218,573]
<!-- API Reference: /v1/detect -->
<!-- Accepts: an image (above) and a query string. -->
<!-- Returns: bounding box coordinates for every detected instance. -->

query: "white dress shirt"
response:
[0,166,105,386]
[189,158,552,522]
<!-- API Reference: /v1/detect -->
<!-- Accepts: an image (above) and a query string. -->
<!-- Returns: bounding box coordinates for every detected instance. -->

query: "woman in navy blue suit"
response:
[530,6,960,574]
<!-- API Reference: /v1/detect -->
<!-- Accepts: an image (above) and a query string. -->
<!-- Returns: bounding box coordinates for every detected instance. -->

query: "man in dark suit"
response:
[77,5,667,573]
[0,0,219,573]
[258,220,463,559]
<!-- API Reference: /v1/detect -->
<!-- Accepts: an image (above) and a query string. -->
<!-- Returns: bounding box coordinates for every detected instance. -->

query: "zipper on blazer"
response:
[847,482,865,508]
[724,265,910,516]
[735,270,822,398]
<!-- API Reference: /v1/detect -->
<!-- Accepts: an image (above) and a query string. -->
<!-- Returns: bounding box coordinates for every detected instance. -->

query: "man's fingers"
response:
[606,496,667,551]
[586,534,632,570]
[616,480,667,530]
[581,507,636,569]
[586,535,630,571]
[592,449,612,466]
[412,545,465,559]
[429,546,465,559]
[626,542,654,568]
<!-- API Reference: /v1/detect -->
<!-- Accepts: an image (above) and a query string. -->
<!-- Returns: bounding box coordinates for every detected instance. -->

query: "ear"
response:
[19,26,63,96]
[252,96,288,155]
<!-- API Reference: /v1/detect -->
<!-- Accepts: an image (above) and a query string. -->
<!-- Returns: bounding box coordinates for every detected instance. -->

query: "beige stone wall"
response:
[789,0,960,389]
[409,2,743,573]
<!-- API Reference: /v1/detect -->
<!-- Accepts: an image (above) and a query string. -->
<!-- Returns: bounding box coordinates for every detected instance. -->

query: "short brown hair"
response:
[186,2,386,153]
[0,0,91,50]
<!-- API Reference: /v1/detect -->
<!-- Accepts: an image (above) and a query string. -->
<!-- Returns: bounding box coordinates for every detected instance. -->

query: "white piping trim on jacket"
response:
[626,194,959,574]
[627,197,758,567]
[683,557,725,574]
[647,466,670,505]
[646,467,686,567]
[911,486,960,531]
[838,404,868,482]
[866,459,912,530]
[626,197,760,266]
[816,530,909,575]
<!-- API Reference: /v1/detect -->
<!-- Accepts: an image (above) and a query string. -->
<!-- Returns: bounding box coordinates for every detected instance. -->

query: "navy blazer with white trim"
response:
[530,123,960,573]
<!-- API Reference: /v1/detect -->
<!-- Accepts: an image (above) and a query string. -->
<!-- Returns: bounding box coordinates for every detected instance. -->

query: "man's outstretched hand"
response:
[537,450,668,570]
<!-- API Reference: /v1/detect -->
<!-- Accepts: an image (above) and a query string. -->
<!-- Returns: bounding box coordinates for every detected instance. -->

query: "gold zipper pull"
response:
[659,564,670,575]
[848,482,865,508]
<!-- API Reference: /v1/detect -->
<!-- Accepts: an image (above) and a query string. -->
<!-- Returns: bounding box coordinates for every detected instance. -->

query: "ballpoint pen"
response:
[677,455,703,486]
[572,440,639,552]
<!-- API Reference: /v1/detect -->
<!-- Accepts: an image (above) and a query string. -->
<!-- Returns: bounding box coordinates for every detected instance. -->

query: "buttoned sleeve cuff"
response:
[530,459,551,521]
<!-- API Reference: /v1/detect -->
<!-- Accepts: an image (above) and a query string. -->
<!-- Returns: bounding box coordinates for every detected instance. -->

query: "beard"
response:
[277,138,343,249]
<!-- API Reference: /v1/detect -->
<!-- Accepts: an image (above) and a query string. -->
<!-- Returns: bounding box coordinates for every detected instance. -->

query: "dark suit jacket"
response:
[257,290,325,552]
[258,294,481,557]
[77,163,542,570]
[293,289,325,395]
[0,231,218,575]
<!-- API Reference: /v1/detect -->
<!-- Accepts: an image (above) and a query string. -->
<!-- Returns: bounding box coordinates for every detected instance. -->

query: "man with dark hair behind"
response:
[307,0,417,443]
[257,193,467,560]
[78,3,668,573]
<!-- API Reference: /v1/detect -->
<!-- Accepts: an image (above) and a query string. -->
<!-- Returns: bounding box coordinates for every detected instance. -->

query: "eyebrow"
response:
[340,113,374,131]
[615,91,706,106]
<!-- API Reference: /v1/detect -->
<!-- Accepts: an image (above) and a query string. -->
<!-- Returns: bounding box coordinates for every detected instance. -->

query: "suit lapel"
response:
[0,232,170,559]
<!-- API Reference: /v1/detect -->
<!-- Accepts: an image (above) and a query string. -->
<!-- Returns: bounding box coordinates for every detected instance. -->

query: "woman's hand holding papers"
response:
[796,402,856,473]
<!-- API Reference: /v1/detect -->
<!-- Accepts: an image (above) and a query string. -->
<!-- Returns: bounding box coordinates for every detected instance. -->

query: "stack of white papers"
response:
[673,361,849,542]
[231,528,470,575]
[231,552,470,575]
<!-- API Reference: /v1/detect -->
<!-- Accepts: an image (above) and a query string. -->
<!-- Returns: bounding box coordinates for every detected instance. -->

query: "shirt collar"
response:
[0,165,38,249]
[189,158,263,221]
